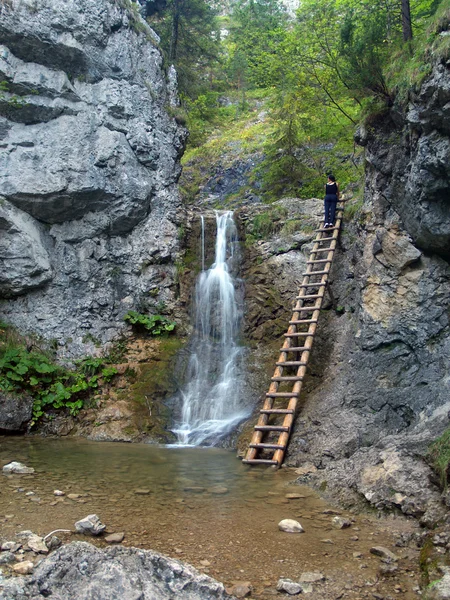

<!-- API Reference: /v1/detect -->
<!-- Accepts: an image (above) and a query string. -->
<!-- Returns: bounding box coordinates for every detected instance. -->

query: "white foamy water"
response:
[173,211,249,446]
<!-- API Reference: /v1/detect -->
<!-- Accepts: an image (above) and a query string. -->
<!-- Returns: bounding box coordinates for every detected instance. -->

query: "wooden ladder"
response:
[242,201,344,467]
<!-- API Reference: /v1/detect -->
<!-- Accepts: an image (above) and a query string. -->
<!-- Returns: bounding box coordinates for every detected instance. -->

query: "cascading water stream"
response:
[173,211,249,446]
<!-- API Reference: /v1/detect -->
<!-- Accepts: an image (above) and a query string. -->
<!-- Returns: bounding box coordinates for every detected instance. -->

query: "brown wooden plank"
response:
[295,293,324,299]
[249,443,285,450]
[242,459,279,465]
[288,319,318,324]
[260,409,295,414]
[275,361,308,366]
[271,376,304,382]
[266,392,298,398]
[284,332,314,338]
[301,270,329,276]
[255,425,290,432]
[278,347,309,353]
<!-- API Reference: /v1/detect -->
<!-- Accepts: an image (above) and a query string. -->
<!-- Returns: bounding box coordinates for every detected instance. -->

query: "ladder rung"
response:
[312,248,335,254]
[284,332,314,337]
[255,425,290,432]
[271,376,304,382]
[249,443,285,450]
[298,283,325,288]
[276,361,308,366]
[260,409,295,414]
[302,271,329,276]
[242,459,279,465]
[317,226,339,231]
[296,294,324,299]
[266,392,298,398]
[289,319,318,324]
[280,346,311,352]
[307,259,331,264]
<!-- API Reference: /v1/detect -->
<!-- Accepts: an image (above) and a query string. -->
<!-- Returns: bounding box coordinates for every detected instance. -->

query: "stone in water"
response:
[75,514,106,536]
[13,562,34,575]
[332,516,352,529]
[2,462,35,474]
[278,519,304,533]
[277,578,303,595]
[105,533,125,544]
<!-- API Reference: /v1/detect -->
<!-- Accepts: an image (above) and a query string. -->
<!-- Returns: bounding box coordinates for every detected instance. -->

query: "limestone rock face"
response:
[356,61,450,259]
[0,541,234,599]
[0,0,186,356]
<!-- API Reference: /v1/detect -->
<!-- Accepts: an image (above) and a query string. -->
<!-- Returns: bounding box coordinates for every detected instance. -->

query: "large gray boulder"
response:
[0,0,186,356]
[0,391,33,431]
[0,542,235,599]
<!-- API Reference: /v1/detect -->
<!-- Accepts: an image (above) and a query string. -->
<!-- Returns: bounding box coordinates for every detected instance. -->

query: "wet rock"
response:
[67,493,82,500]
[12,561,34,575]
[226,582,252,598]
[1,542,21,552]
[369,547,398,563]
[26,534,49,554]
[53,490,65,496]
[276,578,302,595]
[378,564,399,576]
[299,572,325,583]
[45,537,62,551]
[294,464,317,476]
[426,567,450,600]
[0,392,33,431]
[331,517,351,530]
[74,514,106,536]
[278,519,304,533]
[2,462,35,474]
[0,552,15,564]
[0,542,233,599]
[207,486,228,495]
[285,493,304,500]
[105,533,125,544]
[134,489,151,495]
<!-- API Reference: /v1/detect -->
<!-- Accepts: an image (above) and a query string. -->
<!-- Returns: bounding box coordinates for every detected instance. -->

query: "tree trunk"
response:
[169,0,181,61]
[401,0,413,41]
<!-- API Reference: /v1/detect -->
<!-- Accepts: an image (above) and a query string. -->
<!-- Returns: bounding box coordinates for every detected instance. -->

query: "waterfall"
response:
[173,211,248,446]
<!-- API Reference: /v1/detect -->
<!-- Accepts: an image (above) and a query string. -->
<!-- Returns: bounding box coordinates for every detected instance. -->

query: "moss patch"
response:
[122,337,184,442]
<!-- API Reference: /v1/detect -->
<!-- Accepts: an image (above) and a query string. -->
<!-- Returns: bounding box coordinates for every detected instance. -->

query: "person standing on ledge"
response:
[324,173,340,228]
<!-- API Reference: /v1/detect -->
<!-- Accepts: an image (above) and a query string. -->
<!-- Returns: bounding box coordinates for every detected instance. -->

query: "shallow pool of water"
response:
[0,436,421,598]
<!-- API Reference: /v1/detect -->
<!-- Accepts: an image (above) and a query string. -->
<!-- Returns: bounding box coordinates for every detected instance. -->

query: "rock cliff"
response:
[237,56,450,521]
[0,0,186,357]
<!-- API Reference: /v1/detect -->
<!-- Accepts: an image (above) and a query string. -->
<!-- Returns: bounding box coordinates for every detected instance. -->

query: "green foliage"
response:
[386,0,450,100]
[124,311,177,335]
[0,322,118,425]
[147,0,219,96]
[247,205,288,240]
[427,427,450,489]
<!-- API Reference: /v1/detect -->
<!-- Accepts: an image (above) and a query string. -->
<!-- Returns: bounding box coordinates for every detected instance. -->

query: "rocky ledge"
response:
[0,541,235,600]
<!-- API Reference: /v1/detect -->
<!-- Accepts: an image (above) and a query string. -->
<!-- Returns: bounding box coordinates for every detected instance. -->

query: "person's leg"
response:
[329,201,337,224]
[324,199,331,225]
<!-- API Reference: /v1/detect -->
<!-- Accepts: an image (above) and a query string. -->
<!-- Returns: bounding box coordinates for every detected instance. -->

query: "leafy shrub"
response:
[0,322,119,424]
[124,311,176,335]
[427,428,450,489]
